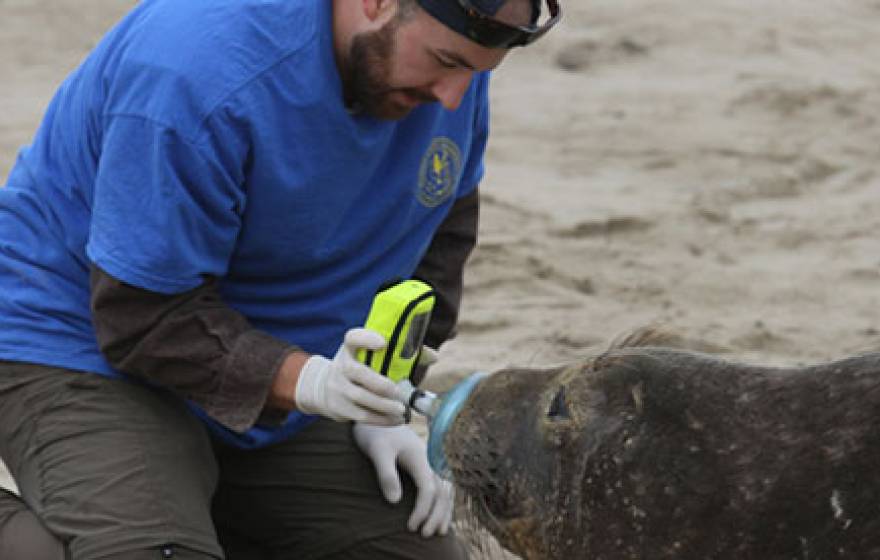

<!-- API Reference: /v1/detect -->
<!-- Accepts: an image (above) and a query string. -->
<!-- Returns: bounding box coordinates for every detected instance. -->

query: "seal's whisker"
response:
[456,493,516,559]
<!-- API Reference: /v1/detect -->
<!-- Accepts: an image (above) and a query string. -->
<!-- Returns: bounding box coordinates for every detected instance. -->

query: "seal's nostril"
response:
[548,386,569,419]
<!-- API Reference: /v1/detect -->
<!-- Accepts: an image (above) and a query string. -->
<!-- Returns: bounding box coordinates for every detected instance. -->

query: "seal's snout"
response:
[446,438,524,520]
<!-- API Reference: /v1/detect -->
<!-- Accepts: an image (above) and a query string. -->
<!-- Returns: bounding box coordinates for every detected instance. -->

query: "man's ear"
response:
[362,0,397,22]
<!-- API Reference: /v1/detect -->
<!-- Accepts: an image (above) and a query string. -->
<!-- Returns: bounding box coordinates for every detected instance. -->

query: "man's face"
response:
[345,6,509,120]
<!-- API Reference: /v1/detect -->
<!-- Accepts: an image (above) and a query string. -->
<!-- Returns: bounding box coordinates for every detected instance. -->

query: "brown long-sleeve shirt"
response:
[89,190,479,433]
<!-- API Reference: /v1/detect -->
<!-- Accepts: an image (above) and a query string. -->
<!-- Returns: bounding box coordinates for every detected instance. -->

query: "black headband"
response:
[415,0,561,49]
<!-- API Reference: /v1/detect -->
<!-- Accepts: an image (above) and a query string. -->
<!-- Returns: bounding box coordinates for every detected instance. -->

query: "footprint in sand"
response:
[552,216,654,239]
[556,37,651,73]
[729,83,863,119]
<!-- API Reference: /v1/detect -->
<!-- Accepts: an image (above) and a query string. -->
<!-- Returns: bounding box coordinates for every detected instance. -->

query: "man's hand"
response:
[294,329,406,425]
[353,423,454,537]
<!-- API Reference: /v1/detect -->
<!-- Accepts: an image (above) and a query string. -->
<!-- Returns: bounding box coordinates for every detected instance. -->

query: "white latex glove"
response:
[295,328,406,425]
[353,423,454,537]
[418,346,439,368]
[409,345,439,388]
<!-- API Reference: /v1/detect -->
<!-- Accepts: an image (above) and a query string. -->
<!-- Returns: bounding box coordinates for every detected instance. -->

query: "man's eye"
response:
[436,57,457,69]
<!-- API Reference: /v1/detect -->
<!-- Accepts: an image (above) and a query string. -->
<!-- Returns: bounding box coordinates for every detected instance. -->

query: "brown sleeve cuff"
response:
[194,330,298,433]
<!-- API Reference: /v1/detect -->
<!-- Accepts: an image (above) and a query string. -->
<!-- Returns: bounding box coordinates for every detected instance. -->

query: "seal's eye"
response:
[548,386,569,419]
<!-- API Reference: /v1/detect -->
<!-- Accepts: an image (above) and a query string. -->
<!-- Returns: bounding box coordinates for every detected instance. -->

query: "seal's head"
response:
[443,323,746,558]
[442,331,700,558]
[443,363,584,559]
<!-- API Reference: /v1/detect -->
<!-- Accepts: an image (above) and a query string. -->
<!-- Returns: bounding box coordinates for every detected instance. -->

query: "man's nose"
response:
[431,71,473,111]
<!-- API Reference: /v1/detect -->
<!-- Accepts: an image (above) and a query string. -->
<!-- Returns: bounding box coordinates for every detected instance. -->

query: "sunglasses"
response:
[417,0,562,49]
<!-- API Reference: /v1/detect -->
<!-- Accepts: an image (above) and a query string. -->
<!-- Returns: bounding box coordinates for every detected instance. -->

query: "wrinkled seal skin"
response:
[445,343,880,560]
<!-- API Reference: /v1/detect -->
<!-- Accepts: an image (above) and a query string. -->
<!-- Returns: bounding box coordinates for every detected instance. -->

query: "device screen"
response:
[402,311,431,359]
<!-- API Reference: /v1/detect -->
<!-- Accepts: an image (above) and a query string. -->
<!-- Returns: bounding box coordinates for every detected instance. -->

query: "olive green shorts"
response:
[0,361,467,560]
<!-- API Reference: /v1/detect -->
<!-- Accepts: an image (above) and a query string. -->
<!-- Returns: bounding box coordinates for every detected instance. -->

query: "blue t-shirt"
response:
[0,0,489,448]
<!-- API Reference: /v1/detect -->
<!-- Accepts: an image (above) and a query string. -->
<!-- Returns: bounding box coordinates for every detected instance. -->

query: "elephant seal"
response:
[443,333,880,559]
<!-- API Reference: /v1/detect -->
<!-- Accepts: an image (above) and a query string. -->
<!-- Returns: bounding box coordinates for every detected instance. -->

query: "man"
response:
[0,0,560,558]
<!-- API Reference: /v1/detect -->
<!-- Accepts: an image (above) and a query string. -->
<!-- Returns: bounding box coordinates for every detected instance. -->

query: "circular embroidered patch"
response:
[417,137,462,208]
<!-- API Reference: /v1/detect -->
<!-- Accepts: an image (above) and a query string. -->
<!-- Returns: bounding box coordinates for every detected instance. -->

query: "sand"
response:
[2,0,880,556]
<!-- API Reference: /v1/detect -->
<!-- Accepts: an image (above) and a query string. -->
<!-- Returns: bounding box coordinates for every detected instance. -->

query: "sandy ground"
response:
[3,0,880,556]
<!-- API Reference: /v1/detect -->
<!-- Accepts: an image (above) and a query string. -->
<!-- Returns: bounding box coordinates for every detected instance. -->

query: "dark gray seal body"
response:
[444,340,880,559]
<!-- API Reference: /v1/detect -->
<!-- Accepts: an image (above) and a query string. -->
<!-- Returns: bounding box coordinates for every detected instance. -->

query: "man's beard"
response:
[344,19,436,120]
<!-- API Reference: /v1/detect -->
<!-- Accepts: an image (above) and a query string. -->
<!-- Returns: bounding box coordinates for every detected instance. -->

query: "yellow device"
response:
[357,279,436,383]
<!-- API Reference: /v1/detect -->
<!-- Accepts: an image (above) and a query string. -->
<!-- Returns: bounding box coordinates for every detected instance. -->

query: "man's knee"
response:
[0,489,65,560]
[0,490,221,560]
